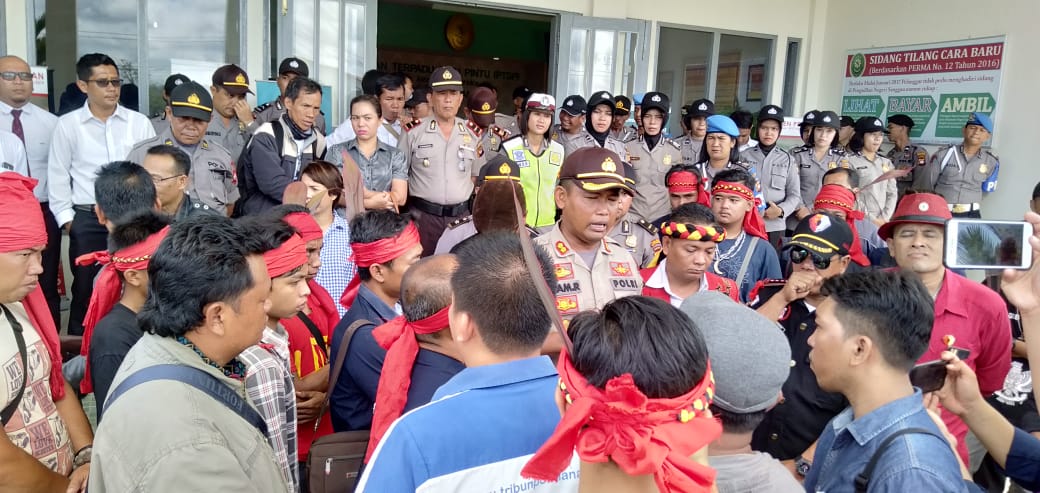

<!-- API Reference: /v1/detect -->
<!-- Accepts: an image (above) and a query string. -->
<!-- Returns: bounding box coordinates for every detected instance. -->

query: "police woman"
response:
[693,114,763,207]
[791,110,848,224]
[847,117,897,226]
[499,93,566,230]
[623,91,681,222]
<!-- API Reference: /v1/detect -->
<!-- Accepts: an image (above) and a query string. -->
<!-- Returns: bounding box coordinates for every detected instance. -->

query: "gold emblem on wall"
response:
[445,13,475,52]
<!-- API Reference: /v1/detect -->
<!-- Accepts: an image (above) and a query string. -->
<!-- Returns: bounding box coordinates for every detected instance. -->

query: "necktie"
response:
[10,109,27,177]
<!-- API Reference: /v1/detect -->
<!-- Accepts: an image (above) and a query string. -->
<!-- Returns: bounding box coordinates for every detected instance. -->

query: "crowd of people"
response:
[0,50,1037,492]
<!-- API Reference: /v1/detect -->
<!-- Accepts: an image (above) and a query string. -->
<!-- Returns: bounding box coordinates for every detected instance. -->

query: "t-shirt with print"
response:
[712,234,782,302]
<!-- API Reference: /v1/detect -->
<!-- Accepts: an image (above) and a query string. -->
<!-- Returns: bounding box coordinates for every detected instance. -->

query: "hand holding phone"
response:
[910,360,948,393]
[945,219,1033,270]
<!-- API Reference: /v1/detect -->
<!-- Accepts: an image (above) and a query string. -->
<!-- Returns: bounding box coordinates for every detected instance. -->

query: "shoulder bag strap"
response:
[297,312,329,357]
[854,427,942,492]
[735,236,759,292]
[0,305,28,425]
[313,319,371,431]
[104,363,268,436]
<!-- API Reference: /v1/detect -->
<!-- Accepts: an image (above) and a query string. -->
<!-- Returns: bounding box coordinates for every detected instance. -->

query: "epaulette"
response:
[668,138,681,150]
[491,125,510,139]
[465,119,485,138]
[636,219,659,235]
[791,145,809,154]
[447,215,473,229]
[252,102,272,117]
[403,118,423,132]
[829,147,848,156]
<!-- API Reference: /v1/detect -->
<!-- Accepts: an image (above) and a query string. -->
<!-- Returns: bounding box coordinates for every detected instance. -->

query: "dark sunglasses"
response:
[86,78,124,88]
[0,72,33,82]
[790,246,832,270]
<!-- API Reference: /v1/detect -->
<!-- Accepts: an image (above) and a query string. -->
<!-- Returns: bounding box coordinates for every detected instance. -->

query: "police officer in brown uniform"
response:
[679,98,714,165]
[534,147,643,323]
[253,57,327,134]
[610,162,662,268]
[127,81,238,215]
[624,91,682,222]
[885,114,929,199]
[206,64,258,159]
[399,66,481,254]
[150,73,190,134]
[916,112,999,218]
[571,91,628,160]
[463,87,510,169]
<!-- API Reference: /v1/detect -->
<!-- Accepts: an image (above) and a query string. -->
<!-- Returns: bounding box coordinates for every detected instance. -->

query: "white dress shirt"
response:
[643,258,708,308]
[0,130,28,176]
[0,101,58,201]
[48,103,155,226]
[326,118,400,148]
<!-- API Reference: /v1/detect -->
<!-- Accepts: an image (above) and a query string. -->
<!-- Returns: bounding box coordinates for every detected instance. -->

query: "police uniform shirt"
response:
[609,217,661,268]
[0,101,58,202]
[749,283,848,460]
[679,135,704,165]
[921,145,1000,205]
[150,113,170,135]
[254,98,327,135]
[566,132,628,162]
[849,152,897,221]
[886,144,929,197]
[205,111,258,160]
[398,116,480,206]
[793,147,850,209]
[174,193,221,222]
[475,124,510,171]
[610,126,637,143]
[534,224,643,322]
[0,130,28,175]
[125,128,239,213]
[625,135,681,221]
[494,113,519,136]
[740,145,801,233]
[433,216,477,255]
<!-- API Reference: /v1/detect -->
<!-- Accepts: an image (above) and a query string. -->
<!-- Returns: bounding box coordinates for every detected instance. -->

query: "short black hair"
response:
[711,406,767,434]
[1032,181,1040,200]
[450,232,556,355]
[285,77,323,101]
[568,296,709,398]
[267,204,311,221]
[847,131,867,153]
[375,74,404,97]
[669,202,716,227]
[350,94,382,118]
[95,161,156,227]
[140,215,271,337]
[109,210,170,252]
[76,53,117,81]
[349,210,412,281]
[361,70,385,96]
[697,135,742,164]
[145,145,191,176]
[823,166,861,189]
[237,214,298,278]
[401,257,455,323]
[729,110,754,130]
[711,167,756,190]
[820,270,934,371]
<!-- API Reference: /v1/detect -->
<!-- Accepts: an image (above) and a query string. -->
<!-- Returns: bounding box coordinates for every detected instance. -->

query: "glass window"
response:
[656,27,713,136]
[782,40,801,116]
[714,34,772,115]
[567,29,588,97]
[289,0,368,126]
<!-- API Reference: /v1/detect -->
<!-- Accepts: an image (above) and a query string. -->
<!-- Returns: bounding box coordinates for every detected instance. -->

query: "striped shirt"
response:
[239,325,298,492]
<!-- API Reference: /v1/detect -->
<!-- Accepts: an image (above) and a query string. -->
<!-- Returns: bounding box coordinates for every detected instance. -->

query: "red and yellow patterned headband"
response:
[660,222,726,243]
[711,181,754,201]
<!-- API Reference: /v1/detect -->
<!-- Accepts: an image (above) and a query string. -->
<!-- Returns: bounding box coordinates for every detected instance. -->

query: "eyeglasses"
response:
[85,79,124,88]
[150,173,185,184]
[790,246,833,270]
[0,72,33,82]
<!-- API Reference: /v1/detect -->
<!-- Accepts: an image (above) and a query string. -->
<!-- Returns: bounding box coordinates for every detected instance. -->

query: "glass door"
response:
[554,14,649,101]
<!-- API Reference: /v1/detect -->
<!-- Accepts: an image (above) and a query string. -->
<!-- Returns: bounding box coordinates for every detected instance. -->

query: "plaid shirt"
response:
[316,211,356,317]
[240,325,298,492]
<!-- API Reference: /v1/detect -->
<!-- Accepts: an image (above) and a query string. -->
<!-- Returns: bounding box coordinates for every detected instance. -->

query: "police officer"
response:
[848,116,897,224]
[885,114,929,198]
[741,104,800,247]
[625,91,682,222]
[572,91,628,159]
[916,112,998,218]
[610,95,637,142]
[151,73,189,133]
[798,109,819,147]
[610,163,661,268]
[127,81,238,216]
[253,57,327,134]
[463,87,510,169]
[206,64,257,159]
[679,98,714,165]
[399,66,481,255]
[500,92,565,231]
[534,146,643,323]
[554,95,587,156]
[790,110,849,227]
[404,87,430,120]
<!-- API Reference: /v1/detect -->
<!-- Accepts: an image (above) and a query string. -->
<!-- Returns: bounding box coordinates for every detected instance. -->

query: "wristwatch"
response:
[73,445,92,469]
[795,455,812,477]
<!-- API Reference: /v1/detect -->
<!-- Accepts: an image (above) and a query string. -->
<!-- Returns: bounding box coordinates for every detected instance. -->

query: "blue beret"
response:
[633,93,645,105]
[706,114,739,138]
[966,112,993,133]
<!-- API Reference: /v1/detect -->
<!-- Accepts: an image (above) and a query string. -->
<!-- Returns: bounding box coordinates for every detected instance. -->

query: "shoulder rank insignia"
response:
[447,215,473,229]
[464,120,483,137]
[403,118,423,132]
[555,240,570,256]
[492,125,510,139]
[636,219,659,235]
[668,139,681,150]
[791,146,809,154]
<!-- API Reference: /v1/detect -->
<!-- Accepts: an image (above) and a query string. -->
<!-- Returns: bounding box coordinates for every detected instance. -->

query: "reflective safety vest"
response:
[501,136,566,228]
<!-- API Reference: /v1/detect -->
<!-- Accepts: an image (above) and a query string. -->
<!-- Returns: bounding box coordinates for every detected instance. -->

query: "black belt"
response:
[408,196,469,217]
[72,204,95,213]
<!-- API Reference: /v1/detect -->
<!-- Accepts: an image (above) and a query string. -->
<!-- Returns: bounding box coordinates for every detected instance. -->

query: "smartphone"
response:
[910,360,947,393]
[944,219,1033,270]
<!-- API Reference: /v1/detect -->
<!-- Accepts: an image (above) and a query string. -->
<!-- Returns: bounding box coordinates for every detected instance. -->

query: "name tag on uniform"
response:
[611,278,640,290]
[1,162,13,171]
[629,156,640,161]
[557,280,582,294]
[800,164,811,169]
[418,144,434,149]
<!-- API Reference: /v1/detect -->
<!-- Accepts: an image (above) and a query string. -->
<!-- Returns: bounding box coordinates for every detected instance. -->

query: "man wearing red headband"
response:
[329,210,422,432]
[641,203,738,306]
[710,168,780,301]
[820,167,890,265]
[360,232,566,492]
[364,255,463,461]
[0,172,94,492]
[812,184,872,268]
[522,296,720,492]
[79,211,170,409]
[237,216,312,492]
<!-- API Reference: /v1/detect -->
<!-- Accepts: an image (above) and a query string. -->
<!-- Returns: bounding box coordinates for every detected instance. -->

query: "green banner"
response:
[841,96,884,120]
[885,95,937,138]
[935,93,995,138]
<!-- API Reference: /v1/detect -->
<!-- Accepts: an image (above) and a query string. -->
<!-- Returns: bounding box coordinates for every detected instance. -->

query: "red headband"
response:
[340,222,421,308]
[0,173,47,252]
[75,226,170,394]
[660,222,726,243]
[711,181,768,241]
[284,212,323,242]
[667,170,700,194]
[366,305,452,461]
[522,350,721,492]
[813,185,870,267]
[264,234,309,279]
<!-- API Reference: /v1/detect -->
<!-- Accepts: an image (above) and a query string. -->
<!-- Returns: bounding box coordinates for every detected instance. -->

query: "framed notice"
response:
[841,36,1006,144]
[746,64,764,102]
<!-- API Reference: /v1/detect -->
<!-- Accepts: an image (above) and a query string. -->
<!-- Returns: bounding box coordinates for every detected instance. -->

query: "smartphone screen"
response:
[944,219,1033,270]
[909,360,947,393]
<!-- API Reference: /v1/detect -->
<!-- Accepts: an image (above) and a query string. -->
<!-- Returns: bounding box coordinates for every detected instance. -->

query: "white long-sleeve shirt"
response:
[0,101,57,201]
[47,103,155,226]
[0,130,27,176]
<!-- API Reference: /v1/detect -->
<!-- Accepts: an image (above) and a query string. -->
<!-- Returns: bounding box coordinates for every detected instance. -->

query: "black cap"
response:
[211,64,253,96]
[560,95,587,116]
[854,116,887,134]
[478,155,521,185]
[887,114,915,129]
[785,212,854,257]
[815,111,840,130]
[163,74,190,96]
[839,116,855,128]
[558,147,635,195]
[429,66,463,92]
[278,57,309,77]
[800,110,819,128]
[587,91,614,111]
[688,99,715,118]
[169,81,213,121]
[613,95,632,115]
[512,86,533,100]
[640,92,670,116]
[405,88,429,108]
[758,105,784,124]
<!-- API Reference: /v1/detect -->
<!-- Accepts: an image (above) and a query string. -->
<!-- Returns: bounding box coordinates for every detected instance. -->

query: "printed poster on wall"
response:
[841,36,1005,144]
